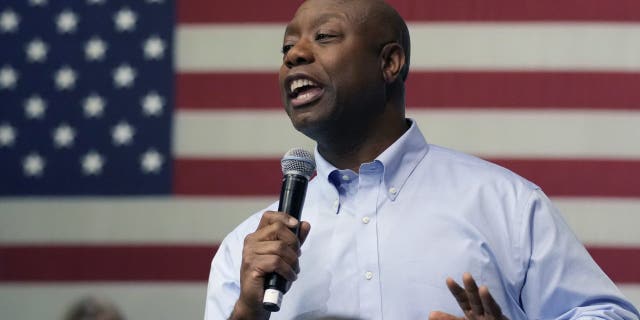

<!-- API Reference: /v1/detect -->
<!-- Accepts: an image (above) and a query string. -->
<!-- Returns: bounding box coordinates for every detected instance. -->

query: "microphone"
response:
[262,148,316,312]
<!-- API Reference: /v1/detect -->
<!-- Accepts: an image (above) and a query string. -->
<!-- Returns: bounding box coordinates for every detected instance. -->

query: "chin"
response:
[289,116,327,142]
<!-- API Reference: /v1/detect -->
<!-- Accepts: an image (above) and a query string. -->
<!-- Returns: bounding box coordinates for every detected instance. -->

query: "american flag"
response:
[1,0,639,318]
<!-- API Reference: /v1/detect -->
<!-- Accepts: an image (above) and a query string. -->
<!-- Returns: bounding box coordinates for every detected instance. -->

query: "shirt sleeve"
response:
[203,229,243,320]
[519,189,639,319]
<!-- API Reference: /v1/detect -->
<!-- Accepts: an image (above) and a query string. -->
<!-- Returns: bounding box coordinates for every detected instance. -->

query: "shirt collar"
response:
[375,119,429,200]
[314,119,429,201]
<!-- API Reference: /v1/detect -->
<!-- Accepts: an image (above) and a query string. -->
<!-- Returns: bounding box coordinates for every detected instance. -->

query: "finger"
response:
[298,221,311,245]
[462,272,484,316]
[479,285,504,319]
[257,211,299,230]
[446,277,472,314]
[429,311,464,320]
[250,220,301,247]
[256,255,298,282]
[251,240,300,266]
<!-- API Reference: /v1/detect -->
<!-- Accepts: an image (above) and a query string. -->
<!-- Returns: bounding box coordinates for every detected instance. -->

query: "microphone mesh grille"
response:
[281,148,316,178]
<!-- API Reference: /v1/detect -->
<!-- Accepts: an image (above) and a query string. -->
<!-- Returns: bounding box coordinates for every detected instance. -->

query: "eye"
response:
[315,33,335,41]
[281,44,293,55]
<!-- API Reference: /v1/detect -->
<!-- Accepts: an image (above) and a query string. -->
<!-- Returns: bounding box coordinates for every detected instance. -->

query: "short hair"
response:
[63,296,124,320]
[363,0,411,81]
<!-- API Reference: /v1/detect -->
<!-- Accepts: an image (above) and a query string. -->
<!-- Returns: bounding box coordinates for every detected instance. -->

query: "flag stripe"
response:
[173,110,640,159]
[0,245,637,283]
[4,283,639,320]
[0,197,638,246]
[588,247,640,283]
[490,159,640,197]
[0,284,207,320]
[176,24,640,72]
[0,245,217,282]
[173,158,640,198]
[0,197,269,244]
[177,72,640,110]
[177,0,640,23]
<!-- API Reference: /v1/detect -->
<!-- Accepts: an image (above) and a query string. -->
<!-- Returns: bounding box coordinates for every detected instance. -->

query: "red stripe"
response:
[0,245,217,282]
[173,158,282,196]
[178,0,640,23]
[173,158,640,197]
[176,72,640,110]
[491,159,640,197]
[588,247,640,284]
[1,245,637,282]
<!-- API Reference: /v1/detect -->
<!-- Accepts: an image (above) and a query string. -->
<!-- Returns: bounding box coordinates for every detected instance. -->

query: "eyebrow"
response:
[285,13,346,36]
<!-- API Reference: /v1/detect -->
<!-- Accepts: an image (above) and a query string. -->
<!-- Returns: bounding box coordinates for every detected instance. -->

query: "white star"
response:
[111,121,135,146]
[25,38,48,63]
[0,9,19,33]
[81,151,105,175]
[85,36,107,61]
[141,91,164,116]
[143,36,165,60]
[29,0,48,6]
[87,0,106,4]
[140,149,163,173]
[83,93,106,118]
[24,95,47,119]
[0,123,17,147]
[113,64,136,88]
[114,7,136,32]
[23,153,45,177]
[0,65,18,89]
[52,124,75,148]
[54,66,77,90]
[56,9,78,34]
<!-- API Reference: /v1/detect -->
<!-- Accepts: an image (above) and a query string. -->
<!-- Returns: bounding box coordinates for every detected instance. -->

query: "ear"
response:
[380,42,406,84]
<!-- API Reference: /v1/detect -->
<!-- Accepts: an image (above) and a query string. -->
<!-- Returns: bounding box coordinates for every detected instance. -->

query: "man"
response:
[205,1,640,319]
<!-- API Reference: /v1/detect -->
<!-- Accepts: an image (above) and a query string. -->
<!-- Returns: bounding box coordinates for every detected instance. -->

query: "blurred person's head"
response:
[63,296,124,320]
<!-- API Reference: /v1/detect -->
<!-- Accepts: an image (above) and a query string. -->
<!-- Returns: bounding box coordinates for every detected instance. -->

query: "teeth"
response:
[290,78,317,93]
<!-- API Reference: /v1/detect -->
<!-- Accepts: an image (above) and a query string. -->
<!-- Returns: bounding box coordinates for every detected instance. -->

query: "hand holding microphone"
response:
[231,148,315,319]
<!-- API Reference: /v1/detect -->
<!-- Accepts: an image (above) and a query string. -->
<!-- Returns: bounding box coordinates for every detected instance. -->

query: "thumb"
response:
[429,311,464,320]
[298,221,311,245]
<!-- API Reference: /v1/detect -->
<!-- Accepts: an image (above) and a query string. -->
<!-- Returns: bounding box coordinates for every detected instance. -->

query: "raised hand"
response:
[429,272,509,320]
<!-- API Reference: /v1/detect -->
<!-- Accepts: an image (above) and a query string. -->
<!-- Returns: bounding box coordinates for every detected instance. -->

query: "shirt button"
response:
[389,187,397,195]
[365,271,373,280]
[362,216,370,224]
[342,174,350,181]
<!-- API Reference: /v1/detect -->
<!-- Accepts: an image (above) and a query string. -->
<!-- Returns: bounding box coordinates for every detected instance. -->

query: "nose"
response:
[284,40,314,68]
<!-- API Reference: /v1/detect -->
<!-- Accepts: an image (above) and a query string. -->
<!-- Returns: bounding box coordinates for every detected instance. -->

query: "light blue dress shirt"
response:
[205,120,639,320]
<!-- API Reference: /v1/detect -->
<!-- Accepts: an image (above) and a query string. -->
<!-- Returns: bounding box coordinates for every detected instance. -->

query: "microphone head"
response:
[281,148,315,179]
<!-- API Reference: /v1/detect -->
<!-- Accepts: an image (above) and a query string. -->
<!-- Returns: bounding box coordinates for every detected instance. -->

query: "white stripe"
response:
[619,284,640,311]
[176,23,640,71]
[0,283,206,320]
[0,197,272,244]
[1,197,639,245]
[173,109,640,159]
[557,198,640,247]
[0,283,638,319]
[174,110,315,158]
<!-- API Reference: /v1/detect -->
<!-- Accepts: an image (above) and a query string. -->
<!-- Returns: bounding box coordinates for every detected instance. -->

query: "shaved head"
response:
[300,0,411,80]
[352,0,411,80]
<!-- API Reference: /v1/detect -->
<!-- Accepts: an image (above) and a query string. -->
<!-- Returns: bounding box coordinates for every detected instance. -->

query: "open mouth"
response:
[288,78,324,107]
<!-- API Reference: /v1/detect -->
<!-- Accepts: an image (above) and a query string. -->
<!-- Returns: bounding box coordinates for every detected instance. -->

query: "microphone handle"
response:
[262,174,309,312]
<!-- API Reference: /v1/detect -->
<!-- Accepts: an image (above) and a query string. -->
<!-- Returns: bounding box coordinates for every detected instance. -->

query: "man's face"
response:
[279,0,386,140]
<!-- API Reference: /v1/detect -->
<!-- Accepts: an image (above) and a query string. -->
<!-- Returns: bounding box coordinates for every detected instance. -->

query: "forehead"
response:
[285,0,368,33]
